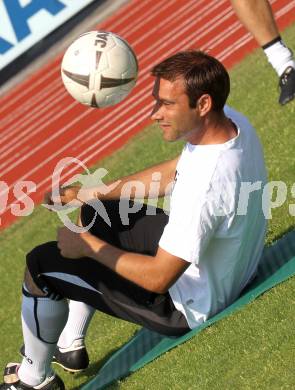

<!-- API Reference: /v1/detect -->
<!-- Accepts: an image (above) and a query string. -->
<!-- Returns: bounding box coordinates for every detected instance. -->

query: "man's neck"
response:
[188,111,238,145]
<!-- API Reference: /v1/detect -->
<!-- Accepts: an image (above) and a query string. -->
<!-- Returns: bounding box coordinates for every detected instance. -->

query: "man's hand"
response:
[57,226,92,258]
[44,185,82,208]
[56,227,189,294]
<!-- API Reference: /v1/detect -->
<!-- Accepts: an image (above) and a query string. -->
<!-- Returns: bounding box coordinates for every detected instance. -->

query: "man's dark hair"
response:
[151,50,230,111]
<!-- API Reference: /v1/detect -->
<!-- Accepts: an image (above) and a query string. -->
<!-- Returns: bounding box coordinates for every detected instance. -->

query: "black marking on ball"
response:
[78,32,91,38]
[91,93,99,108]
[96,51,102,69]
[100,75,135,89]
[62,69,90,88]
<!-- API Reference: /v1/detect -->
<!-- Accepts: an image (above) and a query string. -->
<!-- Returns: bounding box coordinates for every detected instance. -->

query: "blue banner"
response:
[0,0,96,70]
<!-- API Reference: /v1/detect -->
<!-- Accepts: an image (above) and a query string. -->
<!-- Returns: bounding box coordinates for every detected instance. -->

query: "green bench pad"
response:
[81,230,295,390]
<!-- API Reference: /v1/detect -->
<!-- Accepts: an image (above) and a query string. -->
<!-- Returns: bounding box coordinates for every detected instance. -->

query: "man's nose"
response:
[151,101,163,121]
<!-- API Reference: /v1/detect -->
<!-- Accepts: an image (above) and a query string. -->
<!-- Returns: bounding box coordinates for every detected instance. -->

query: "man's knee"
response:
[25,242,62,299]
[80,201,121,243]
[24,266,46,296]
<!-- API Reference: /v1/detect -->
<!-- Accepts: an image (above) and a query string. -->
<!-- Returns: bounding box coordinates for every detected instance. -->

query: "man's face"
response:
[151,77,201,142]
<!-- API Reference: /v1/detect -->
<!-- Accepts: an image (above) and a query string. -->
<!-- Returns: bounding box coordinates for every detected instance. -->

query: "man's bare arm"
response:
[45,156,179,206]
[58,227,189,293]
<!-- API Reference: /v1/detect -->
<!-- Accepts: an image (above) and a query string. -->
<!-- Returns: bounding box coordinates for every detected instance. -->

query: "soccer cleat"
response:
[278,66,295,105]
[20,340,89,374]
[52,339,89,373]
[0,363,65,390]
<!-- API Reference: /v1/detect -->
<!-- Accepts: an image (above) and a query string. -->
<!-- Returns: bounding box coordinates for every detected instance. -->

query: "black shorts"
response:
[26,200,190,336]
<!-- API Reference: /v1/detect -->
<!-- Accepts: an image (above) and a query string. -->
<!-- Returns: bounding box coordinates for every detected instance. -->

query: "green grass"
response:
[1,24,295,390]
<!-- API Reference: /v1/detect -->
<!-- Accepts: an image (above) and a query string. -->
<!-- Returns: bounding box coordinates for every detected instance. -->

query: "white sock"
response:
[263,38,295,76]
[18,291,68,386]
[57,300,95,349]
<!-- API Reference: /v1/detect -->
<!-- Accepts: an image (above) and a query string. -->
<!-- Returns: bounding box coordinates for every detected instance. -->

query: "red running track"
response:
[0,0,295,229]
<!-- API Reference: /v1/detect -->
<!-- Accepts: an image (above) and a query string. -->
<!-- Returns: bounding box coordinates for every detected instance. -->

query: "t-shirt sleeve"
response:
[159,188,224,264]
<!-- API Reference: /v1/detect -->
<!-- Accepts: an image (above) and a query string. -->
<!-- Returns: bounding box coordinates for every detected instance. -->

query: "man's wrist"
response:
[81,232,102,258]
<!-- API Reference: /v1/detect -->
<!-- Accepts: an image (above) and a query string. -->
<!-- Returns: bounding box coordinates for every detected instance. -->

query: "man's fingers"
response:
[43,192,53,205]
[44,188,66,205]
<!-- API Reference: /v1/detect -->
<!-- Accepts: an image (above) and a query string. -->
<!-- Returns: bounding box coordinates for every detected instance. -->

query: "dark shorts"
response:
[26,200,190,336]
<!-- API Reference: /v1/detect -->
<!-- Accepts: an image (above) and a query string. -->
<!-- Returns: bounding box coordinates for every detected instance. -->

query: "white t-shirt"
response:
[159,106,267,329]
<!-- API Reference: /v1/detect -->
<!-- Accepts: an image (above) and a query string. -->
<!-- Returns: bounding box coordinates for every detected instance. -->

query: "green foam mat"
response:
[81,230,295,390]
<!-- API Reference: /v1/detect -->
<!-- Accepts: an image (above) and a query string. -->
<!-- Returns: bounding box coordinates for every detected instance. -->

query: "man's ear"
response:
[196,94,212,117]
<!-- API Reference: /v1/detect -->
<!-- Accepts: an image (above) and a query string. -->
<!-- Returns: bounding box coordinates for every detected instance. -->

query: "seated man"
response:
[1,50,267,390]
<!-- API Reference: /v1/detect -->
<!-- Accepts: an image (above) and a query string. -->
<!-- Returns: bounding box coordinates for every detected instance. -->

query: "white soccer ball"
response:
[61,31,138,108]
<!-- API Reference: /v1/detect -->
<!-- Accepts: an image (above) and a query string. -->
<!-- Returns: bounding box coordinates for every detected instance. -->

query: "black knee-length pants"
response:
[26,200,190,336]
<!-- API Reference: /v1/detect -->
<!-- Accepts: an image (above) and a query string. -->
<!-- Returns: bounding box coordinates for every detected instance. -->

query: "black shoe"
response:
[279,66,295,105]
[0,363,65,390]
[53,339,89,373]
[20,340,89,374]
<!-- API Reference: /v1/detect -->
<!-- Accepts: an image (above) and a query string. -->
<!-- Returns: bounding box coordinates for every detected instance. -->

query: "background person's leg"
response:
[231,0,295,104]
[231,0,279,46]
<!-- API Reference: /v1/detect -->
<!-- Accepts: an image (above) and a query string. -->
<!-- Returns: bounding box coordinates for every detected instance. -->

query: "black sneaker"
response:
[53,339,89,373]
[279,66,295,105]
[20,340,89,374]
[0,363,64,390]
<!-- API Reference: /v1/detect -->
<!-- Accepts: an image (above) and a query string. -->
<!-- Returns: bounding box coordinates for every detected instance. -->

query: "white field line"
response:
[0,0,207,150]
[202,20,241,52]
[0,89,69,155]
[118,0,178,37]
[0,81,152,174]
[2,104,153,214]
[0,78,61,130]
[0,100,89,177]
[48,103,154,184]
[219,34,252,61]
[137,0,228,60]
[1,0,293,207]
[0,78,67,137]
[0,0,224,162]
[132,0,208,48]
[0,65,60,114]
[48,104,154,187]
[0,98,76,167]
[274,0,295,19]
[1,86,153,188]
[104,0,152,31]
[0,87,69,151]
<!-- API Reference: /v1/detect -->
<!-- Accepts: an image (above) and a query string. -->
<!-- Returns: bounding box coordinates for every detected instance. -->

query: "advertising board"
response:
[0,0,96,70]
